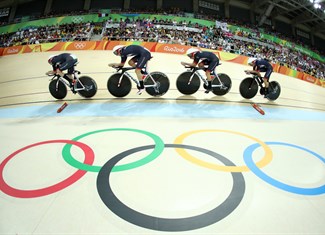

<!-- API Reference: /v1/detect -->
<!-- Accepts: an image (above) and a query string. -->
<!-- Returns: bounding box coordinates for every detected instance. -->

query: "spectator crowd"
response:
[0,10,324,80]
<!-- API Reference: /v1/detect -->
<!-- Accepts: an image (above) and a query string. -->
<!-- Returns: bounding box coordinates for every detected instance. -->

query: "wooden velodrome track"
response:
[0,50,325,234]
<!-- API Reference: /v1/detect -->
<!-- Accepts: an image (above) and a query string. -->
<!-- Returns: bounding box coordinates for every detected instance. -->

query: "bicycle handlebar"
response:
[112,66,136,73]
[245,71,260,76]
[46,73,59,78]
[245,72,262,79]
[46,70,80,78]
[184,66,204,71]
[184,61,221,69]
[184,66,217,75]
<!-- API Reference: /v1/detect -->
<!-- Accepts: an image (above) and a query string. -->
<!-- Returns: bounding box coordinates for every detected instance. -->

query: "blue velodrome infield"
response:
[0,102,325,121]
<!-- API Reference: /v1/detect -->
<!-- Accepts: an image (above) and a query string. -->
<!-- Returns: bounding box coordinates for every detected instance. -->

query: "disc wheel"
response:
[49,79,67,100]
[212,73,232,96]
[76,76,97,98]
[176,71,200,95]
[267,81,281,101]
[144,72,170,96]
[107,73,131,98]
[239,77,258,99]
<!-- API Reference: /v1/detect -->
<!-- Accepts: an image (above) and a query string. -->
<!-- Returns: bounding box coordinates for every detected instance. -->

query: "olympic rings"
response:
[1,128,324,231]
[62,128,164,172]
[244,142,325,195]
[0,140,94,198]
[97,144,245,231]
[174,129,273,172]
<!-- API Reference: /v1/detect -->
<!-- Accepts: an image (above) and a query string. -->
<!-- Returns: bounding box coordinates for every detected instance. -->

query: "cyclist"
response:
[245,58,273,97]
[46,53,78,92]
[109,45,152,95]
[181,47,220,93]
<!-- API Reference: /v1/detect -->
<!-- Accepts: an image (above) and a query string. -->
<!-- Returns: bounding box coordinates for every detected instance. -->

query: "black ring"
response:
[97,144,245,231]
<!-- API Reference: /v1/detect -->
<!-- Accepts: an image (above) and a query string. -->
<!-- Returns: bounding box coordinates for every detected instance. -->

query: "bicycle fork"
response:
[54,78,69,92]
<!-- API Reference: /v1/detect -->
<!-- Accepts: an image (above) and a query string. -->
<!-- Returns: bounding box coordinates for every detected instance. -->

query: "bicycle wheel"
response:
[76,76,97,98]
[176,71,200,95]
[144,72,170,96]
[212,73,232,96]
[49,79,67,100]
[107,73,131,98]
[239,77,258,99]
[267,81,281,101]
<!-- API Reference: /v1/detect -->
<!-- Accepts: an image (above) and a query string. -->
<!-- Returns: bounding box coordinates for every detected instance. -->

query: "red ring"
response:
[0,140,94,198]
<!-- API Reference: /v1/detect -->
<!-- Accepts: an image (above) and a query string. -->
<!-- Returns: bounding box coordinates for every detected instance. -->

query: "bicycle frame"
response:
[116,67,157,89]
[252,75,265,88]
[187,67,226,89]
[51,70,87,92]
[252,74,278,94]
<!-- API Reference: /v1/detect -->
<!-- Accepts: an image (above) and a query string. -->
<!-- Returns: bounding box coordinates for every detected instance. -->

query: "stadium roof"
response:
[233,0,325,37]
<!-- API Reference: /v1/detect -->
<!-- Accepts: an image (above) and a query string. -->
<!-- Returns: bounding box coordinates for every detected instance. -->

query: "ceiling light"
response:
[314,3,321,9]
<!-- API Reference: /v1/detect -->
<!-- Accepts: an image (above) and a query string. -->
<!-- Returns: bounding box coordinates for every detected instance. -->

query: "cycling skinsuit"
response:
[51,53,78,74]
[254,59,273,80]
[193,51,219,73]
[120,45,152,69]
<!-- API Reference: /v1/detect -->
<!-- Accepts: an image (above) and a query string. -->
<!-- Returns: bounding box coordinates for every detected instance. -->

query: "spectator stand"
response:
[0,12,324,82]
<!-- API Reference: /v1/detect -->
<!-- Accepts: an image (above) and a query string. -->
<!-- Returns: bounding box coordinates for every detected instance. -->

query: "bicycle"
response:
[47,70,97,100]
[239,72,281,101]
[176,66,232,95]
[107,66,170,97]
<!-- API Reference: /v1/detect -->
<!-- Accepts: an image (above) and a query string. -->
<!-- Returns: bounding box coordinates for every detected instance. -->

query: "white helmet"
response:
[112,45,125,55]
[186,48,200,58]
[247,57,257,66]
[48,54,56,64]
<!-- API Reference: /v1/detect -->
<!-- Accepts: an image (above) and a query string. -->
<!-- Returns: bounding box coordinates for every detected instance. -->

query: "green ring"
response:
[62,128,164,172]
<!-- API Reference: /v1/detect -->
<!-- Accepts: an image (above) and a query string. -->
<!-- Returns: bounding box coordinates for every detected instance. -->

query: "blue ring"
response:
[244,142,325,195]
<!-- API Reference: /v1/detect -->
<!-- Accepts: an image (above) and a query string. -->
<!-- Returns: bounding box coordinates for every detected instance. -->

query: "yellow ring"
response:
[174,129,272,172]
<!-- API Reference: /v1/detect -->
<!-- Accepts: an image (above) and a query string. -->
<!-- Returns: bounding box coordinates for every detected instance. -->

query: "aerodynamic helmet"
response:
[247,57,257,66]
[112,45,125,55]
[186,48,200,58]
[48,55,56,64]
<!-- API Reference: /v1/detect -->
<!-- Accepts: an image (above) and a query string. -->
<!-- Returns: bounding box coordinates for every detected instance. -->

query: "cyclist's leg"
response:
[136,53,151,73]
[128,56,138,68]
[263,68,273,97]
[205,60,218,93]
[136,56,150,81]
[60,59,77,84]
[67,67,75,83]
[198,60,207,69]
[135,55,151,93]
[129,57,147,75]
